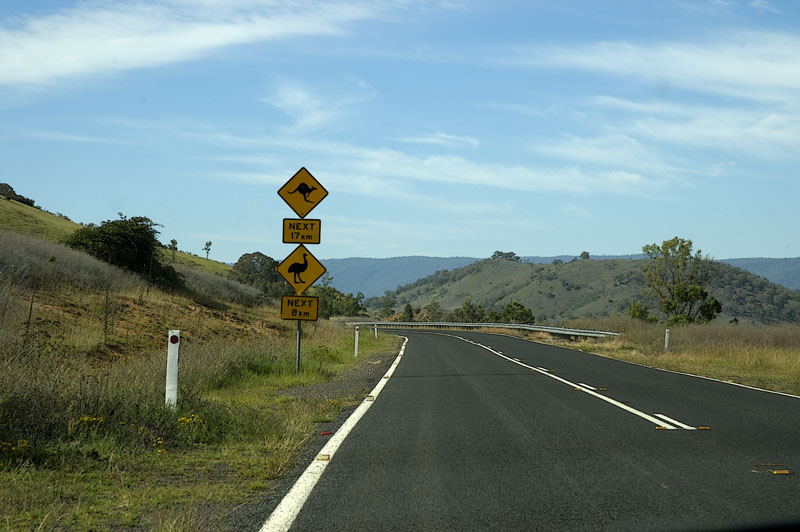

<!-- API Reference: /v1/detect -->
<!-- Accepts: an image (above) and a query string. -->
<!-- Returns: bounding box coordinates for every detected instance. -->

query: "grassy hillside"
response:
[0,197,81,241]
[0,196,233,276]
[376,257,800,324]
[0,223,394,530]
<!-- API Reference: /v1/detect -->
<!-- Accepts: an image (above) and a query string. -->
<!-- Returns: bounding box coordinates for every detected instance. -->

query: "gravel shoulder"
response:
[225,336,403,531]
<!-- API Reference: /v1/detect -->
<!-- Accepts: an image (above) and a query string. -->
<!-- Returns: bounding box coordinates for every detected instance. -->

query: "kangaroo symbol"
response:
[288,182,317,203]
[287,254,309,284]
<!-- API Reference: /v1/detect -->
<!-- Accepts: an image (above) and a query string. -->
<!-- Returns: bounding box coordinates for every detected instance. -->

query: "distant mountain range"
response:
[359,256,800,325]
[324,255,800,297]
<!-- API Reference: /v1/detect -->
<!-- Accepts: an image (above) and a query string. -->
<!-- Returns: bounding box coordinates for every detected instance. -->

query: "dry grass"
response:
[545,316,800,395]
[0,229,401,530]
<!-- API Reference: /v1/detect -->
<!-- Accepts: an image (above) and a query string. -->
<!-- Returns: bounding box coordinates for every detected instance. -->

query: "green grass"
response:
[1,324,400,531]
[170,251,233,276]
[0,198,81,242]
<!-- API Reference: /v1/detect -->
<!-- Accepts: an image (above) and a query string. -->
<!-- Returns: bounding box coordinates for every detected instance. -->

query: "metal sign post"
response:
[277,167,327,373]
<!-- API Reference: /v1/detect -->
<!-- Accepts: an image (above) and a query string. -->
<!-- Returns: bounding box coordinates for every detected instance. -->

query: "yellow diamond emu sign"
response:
[278,167,328,219]
[276,244,326,295]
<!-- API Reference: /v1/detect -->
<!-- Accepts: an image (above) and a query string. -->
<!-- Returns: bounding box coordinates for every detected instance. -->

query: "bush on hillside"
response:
[63,214,183,290]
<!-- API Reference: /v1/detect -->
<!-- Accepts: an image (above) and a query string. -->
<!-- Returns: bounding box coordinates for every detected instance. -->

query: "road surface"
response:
[283,330,800,531]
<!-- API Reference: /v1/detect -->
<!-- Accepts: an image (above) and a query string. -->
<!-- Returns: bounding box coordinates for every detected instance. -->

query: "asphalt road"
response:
[286,330,800,531]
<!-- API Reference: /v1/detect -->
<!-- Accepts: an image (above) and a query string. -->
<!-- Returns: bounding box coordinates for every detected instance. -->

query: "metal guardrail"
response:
[344,321,620,339]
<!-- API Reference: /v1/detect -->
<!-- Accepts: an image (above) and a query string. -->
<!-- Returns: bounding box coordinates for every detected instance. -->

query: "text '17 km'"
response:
[283,218,321,245]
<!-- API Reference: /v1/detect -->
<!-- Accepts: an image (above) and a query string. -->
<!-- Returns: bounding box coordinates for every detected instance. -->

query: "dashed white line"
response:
[654,413,697,430]
[446,334,680,430]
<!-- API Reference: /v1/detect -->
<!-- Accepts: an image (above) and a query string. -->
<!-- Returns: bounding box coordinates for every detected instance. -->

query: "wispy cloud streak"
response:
[0,1,381,86]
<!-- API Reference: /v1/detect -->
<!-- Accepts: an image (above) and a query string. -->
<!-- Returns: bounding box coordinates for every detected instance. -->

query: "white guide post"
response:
[166,330,180,407]
[373,325,378,340]
[354,326,360,358]
[664,328,670,352]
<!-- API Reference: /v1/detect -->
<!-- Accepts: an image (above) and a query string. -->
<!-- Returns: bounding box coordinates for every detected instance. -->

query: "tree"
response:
[0,183,35,207]
[168,239,178,261]
[640,237,722,325]
[499,301,535,324]
[452,298,485,322]
[552,259,563,265]
[399,303,414,322]
[315,273,365,319]
[231,251,290,298]
[203,241,212,259]
[378,291,395,319]
[580,251,590,260]
[63,214,183,289]
[420,301,443,322]
[491,251,521,262]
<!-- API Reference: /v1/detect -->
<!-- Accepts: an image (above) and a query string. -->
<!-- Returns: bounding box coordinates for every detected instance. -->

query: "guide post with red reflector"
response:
[166,330,180,408]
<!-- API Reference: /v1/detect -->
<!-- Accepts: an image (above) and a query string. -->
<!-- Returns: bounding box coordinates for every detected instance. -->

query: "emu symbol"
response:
[288,254,309,284]
[288,182,317,204]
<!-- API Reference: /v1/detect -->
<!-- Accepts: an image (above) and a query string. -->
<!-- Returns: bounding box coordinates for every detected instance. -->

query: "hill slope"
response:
[0,197,232,276]
[370,257,800,324]
[721,258,800,291]
[325,254,800,297]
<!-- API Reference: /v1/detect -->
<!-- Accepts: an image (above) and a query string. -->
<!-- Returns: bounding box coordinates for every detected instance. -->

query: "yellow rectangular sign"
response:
[283,218,321,244]
[281,295,319,321]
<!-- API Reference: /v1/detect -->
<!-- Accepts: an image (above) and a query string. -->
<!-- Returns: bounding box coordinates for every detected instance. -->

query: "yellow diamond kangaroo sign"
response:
[278,167,328,219]
[276,244,326,295]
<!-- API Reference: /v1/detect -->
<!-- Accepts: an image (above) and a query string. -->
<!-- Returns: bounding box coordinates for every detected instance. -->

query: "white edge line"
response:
[440,333,677,430]
[654,413,697,430]
[259,336,409,532]
[577,383,597,391]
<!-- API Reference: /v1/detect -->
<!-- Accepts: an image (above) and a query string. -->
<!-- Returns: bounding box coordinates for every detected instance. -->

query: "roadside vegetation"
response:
[517,316,800,396]
[0,226,397,530]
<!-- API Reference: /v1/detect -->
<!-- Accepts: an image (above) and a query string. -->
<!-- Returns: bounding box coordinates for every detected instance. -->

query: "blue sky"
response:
[2,0,798,263]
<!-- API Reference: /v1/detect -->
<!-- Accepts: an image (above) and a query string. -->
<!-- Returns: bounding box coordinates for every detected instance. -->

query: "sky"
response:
[1,0,799,264]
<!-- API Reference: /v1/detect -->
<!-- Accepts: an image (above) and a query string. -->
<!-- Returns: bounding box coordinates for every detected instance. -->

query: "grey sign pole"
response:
[296,321,302,373]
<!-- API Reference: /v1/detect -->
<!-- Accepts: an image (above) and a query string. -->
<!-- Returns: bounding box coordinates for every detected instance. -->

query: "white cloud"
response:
[394,132,479,148]
[262,78,375,131]
[631,109,800,160]
[534,134,668,171]
[749,0,781,13]
[590,96,800,162]
[0,1,382,86]
[17,129,133,144]
[505,32,800,105]
[107,118,665,197]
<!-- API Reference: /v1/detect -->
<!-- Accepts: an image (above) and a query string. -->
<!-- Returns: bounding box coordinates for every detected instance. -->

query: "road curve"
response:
[284,330,800,531]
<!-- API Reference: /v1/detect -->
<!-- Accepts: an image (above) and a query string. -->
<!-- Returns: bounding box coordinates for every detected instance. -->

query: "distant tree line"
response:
[1,183,35,207]
[381,296,535,325]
